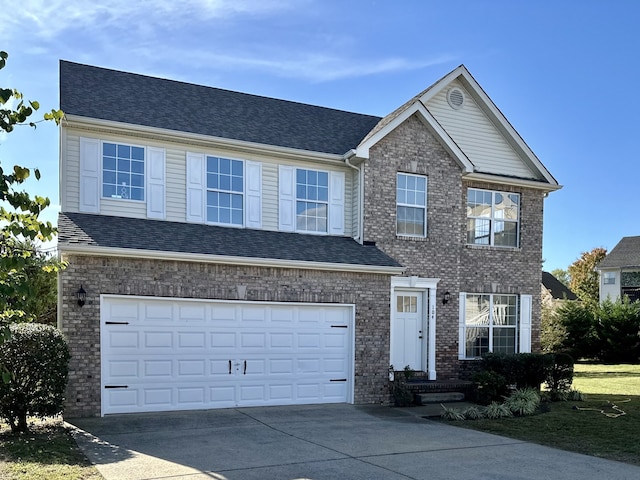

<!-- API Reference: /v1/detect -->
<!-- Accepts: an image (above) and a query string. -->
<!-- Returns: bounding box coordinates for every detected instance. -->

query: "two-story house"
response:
[597,236,640,303]
[57,61,560,417]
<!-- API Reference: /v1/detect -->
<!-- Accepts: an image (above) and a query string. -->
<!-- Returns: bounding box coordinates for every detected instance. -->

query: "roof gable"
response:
[542,271,578,300]
[59,61,381,156]
[357,65,559,190]
[598,236,640,269]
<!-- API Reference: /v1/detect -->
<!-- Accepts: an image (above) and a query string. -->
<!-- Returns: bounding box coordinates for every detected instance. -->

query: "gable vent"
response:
[447,88,465,110]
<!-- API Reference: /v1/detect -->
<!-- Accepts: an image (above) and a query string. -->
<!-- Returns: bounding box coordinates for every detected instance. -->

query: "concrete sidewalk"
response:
[67,404,640,480]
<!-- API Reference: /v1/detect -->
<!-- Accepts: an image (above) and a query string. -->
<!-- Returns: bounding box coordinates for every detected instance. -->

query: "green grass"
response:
[452,363,640,466]
[0,418,103,480]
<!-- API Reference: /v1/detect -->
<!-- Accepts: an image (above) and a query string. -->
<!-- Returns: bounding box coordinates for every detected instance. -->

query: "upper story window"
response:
[296,168,329,233]
[603,272,616,285]
[206,156,244,226]
[463,294,518,358]
[102,142,145,201]
[467,188,520,247]
[397,173,427,237]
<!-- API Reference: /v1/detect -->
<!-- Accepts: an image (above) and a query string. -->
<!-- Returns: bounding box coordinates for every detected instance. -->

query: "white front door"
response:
[391,291,424,371]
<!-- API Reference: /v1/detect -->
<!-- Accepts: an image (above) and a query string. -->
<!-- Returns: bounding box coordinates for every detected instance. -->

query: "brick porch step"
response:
[415,391,465,404]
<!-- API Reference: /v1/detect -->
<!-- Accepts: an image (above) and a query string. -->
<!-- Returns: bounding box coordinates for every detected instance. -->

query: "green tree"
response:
[568,247,607,306]
[550,268,570,288]
[0,51,64,375]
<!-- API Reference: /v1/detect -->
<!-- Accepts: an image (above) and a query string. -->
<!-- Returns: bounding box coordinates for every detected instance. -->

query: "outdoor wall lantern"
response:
[77,285,87,307]
[442,291,451,305]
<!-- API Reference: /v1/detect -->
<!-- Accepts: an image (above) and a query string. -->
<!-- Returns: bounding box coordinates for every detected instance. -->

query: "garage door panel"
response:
[102,297,353,415]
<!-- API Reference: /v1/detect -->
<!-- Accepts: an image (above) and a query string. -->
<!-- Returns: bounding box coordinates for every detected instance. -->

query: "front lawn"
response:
[452,363,640,466]
[0,418,103,480]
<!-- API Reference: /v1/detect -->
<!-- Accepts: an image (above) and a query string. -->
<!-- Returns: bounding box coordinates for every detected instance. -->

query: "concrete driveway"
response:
[67,404,640,480]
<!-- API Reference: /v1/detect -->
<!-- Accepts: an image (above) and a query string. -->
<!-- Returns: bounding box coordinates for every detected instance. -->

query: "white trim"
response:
[60,244,406,275]
[186,152,205,223]
[390,276,439,380]
[356,102,474,174]
[146,146,166,219]
[245,160,262,229]
[419,65,559,187]
[464,172,562,192]
[519,294,532,353]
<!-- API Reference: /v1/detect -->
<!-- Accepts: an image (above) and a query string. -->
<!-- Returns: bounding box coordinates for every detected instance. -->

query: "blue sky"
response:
[1,0,638,271]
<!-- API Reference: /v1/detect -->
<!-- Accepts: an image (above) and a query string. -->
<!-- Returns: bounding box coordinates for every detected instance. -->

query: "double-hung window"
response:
[397,173,427,237]
[102,142,145,201]
[603,272,616,285]
[206,156,244,226]
[463,294,518,358]
[467,188,519,247]
[296,168,329,233]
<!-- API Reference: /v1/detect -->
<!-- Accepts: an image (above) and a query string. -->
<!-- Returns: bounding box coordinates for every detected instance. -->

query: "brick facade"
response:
[60,255,392,417]
[364,114,544,379]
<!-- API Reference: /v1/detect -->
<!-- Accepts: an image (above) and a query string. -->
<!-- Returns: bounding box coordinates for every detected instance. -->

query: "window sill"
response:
[465,244,521,252]
[396,234,428,242]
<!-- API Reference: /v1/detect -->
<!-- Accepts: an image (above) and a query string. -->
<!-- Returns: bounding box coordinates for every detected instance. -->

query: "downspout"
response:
[343,149,364,244]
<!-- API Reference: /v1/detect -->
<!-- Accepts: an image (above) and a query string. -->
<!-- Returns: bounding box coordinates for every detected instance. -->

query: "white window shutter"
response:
[79,137,100,213]
[146,147,166,219]
[186,152,205,223]
[329,171,345,235]
[458,293,467,360]
[279,165,295,231]
[245,161,262,229]
[519,294,532,353]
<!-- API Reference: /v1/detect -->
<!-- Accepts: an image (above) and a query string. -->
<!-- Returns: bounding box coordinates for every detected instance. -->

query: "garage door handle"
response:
[228,360,232,374]
[243,360,247,375]
[105,321,129,325]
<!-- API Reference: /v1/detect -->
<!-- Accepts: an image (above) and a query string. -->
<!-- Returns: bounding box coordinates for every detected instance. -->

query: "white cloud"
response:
[0,0,295,41]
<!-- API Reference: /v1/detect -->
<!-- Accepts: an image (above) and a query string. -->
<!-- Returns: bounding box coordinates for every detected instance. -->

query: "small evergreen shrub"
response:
[471,369,508,405]
[504,388,540,416]
[544,353,574,400]
[0,323,71,432]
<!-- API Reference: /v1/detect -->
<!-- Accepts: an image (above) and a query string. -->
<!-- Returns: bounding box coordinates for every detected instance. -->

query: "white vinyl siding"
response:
[262,162,279,231]
[426,80,535,179]
[165,148,186,222]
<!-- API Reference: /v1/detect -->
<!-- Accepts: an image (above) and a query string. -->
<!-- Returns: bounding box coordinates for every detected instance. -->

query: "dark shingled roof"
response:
[597,236,640,269]
[542,271,577,300]
[59,61,382,155]
[58,212,402,269]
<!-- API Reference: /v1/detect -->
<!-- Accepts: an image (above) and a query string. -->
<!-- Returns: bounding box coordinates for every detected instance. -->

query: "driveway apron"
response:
[67,404,640,480]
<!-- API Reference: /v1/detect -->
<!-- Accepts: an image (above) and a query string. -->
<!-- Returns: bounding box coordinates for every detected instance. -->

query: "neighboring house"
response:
[57,61,560,417]
[541,271,577,307]
[597,236,640,303]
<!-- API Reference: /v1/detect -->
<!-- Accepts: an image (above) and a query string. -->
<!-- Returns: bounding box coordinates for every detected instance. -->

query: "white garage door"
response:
[100,296,354,415]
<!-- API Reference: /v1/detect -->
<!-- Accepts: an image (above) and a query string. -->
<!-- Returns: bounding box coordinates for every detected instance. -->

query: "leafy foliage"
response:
[440,404,465,421]
[0,51,64,336]
[550,268,570,287]
[568,247,607,306]
[480,352,549,390]
[484,401,513,419]
[552,300,599,359]
[503,388,540,416]
[596,297,640,363]
[471,369,508,405]
[0,323,70,432]
[544,352,575,399]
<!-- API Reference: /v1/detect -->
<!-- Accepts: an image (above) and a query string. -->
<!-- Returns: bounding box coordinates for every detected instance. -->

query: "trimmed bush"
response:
[544,353,574,399]
[480,353,548,390]
[596,297,640,363]
[0,323,71,432]
[471,369,508,405]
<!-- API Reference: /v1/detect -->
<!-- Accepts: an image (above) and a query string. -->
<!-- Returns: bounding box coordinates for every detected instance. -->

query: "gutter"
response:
[343,149,364,244]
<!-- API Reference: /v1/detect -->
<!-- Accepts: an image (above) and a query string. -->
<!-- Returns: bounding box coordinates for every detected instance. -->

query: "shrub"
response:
[440,404,465,421]
[462,405,484,420]
[480,353,548,390]
[471,370,508,405]
[554,301,599,360]
[567,389,585,401]
[596,297,640,363]
[504,388,540,416]
[0,323,71,432]
[544,353,574,399]
[484,402,513,419]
